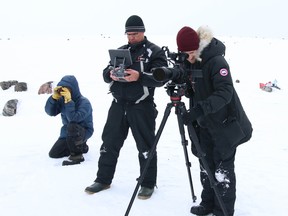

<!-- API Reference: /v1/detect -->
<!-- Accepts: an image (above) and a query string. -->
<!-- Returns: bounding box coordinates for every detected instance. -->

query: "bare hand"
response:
[123,69,139,82]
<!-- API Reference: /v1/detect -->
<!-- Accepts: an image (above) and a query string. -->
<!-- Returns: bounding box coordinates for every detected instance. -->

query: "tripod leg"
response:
[176,102,197,202]
[186,123,229,216]
[124,103,174,216]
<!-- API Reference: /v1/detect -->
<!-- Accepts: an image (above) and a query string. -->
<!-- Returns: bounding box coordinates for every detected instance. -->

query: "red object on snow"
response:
[259,82,272,92]
[259,83,265,89]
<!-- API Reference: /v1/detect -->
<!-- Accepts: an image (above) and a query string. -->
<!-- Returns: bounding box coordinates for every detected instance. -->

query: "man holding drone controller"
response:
[85,15,167,199]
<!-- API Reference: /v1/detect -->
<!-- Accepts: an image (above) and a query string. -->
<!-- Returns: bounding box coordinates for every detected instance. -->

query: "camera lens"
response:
[57,88,63,93]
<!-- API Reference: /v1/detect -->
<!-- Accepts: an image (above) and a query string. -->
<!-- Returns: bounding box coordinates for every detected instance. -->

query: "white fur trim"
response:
[196,25,214,60]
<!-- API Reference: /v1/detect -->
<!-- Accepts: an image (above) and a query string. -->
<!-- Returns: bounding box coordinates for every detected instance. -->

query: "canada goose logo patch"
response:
[220,68,228,76]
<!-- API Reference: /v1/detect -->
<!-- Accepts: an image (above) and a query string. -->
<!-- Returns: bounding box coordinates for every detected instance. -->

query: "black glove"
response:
[182,105,204,125]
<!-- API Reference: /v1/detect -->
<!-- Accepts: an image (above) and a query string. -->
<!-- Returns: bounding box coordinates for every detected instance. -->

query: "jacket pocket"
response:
[220,117,246,148]
[207,117,246,158]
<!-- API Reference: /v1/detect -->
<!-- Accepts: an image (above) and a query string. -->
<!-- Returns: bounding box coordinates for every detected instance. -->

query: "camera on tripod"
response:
[152,46,202,84]
[108,49,133,82]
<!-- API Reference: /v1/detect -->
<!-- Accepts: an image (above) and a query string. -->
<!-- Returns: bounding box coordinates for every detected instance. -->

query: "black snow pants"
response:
[49,123,88,158]
[96,100,158,188]
[192,127,236,216]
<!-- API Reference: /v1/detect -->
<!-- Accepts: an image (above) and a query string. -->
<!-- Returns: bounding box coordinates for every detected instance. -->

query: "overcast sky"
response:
[0,0,287,39]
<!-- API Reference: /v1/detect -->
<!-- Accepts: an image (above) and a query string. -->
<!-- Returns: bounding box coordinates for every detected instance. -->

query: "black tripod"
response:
[124,83,228,216]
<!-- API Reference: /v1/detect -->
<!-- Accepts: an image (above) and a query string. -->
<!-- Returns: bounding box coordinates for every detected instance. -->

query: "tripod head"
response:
[165,82,187,102]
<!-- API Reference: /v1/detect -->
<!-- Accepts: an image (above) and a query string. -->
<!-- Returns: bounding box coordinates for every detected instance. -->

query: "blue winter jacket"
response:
[45,75,94,140]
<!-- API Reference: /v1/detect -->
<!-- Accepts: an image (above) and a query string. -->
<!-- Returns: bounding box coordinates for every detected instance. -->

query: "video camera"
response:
[109,49,133,82]
[152,46,202,84]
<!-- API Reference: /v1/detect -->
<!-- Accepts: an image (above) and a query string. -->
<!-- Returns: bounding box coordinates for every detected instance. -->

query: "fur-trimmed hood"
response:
[196,25,226,63]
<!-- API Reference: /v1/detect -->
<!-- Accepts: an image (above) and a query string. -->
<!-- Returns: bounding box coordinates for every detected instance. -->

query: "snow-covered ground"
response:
[0,35,287,215]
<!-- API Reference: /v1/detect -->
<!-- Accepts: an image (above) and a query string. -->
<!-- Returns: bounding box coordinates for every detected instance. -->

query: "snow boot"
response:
[137,186,154,200]
[62,154,84,166]
[190,204,213,215]
[85,182,110,194]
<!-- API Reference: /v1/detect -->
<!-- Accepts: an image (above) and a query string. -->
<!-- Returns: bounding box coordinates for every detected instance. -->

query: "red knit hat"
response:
[177,26,199,52]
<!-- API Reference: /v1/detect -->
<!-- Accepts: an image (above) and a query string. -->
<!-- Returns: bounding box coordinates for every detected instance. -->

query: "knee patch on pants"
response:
[67,123,86,154]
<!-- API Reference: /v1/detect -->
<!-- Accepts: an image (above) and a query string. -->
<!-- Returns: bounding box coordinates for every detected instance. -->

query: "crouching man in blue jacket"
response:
[45,75,94,166]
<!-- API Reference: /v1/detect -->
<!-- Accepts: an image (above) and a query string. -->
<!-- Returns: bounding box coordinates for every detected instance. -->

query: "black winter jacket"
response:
[189,38,252,148]
[103,37,168,103]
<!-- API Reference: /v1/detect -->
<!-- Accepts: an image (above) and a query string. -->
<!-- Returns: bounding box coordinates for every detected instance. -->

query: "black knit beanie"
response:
[125,15,145,33]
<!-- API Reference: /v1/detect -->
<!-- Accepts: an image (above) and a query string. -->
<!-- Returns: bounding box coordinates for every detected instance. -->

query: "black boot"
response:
[137,187,154,200]
[62,154,84,166]
[190,204,213,215]
[85,182,110,194]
